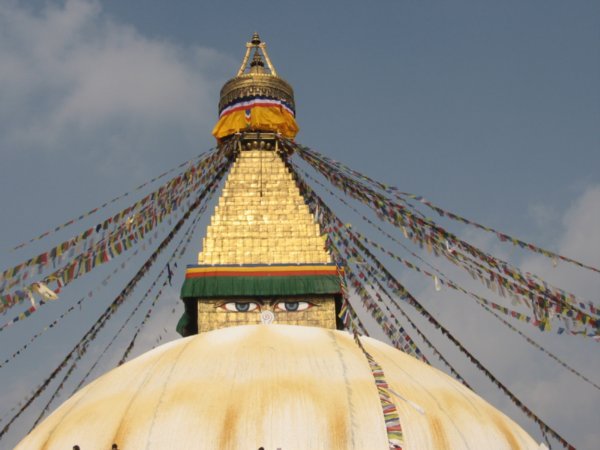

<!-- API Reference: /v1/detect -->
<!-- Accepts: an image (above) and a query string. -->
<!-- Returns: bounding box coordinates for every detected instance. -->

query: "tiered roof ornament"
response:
[212,32,299,140]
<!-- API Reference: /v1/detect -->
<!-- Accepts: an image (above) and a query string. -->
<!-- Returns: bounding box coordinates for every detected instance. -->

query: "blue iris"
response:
[284,302,299,311]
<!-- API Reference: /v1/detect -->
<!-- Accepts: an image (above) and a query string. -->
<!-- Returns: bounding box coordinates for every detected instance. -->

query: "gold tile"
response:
[197,150,332,265]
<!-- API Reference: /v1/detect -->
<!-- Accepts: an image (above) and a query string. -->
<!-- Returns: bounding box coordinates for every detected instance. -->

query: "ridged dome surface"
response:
[17,325,541,450]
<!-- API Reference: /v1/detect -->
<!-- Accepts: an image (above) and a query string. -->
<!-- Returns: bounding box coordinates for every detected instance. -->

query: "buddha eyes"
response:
[221,302,259,312]
[218,301,313,312]
[274,301,311,312]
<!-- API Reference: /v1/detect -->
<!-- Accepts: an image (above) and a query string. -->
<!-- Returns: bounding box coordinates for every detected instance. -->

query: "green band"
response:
[181,274,341,298]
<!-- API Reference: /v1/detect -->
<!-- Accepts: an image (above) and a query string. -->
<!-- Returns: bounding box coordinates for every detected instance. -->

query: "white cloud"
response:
[554,186,600,265]
[0,0,235,175]
[527,202,560,237]
[522,185,600,298]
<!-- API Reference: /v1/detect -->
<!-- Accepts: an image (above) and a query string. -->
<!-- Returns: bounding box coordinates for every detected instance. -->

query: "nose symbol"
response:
[261,310,275,324]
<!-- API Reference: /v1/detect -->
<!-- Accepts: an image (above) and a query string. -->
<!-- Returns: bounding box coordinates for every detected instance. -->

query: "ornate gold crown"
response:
[218,33,295,115]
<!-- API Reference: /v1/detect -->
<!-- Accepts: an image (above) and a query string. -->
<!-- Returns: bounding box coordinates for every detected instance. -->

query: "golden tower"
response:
[178,32,343,335]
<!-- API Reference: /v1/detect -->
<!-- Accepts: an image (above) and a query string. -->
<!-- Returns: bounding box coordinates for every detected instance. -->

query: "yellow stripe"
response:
[186,265,335,274]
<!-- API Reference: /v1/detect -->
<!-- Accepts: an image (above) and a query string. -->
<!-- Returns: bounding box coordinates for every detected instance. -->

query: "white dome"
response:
[17,325,541,449]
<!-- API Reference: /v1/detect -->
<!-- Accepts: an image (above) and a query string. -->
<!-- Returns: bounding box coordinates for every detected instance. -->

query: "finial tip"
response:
[250,48,265,68]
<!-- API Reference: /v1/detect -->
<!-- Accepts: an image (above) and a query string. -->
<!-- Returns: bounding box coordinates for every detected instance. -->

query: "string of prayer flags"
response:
[476,299,600,392]
[395,191,600,275]
[329,238,427,362]
[334,261,368,335]
[288,141,599,337]
[294,142,600,318]
[362,251,576,449]
[0,158,232,440]
[0,146,225,295]
[362,264,472,389]
[298,163,598,393]
[324,213,470,386]
[118,282,166,364]
[117,285,166,366]
[292,162,580,336]
[353,230,548,331]
[349,223,599,391]
[8,150,213,252]
[354,333,404,449]
[34,164,229,424]
[291,165,576,448]
[74,194,212,392]
[79,190,216,384]
[295,168,471,387]
[0,144,234,319]
[0,247,142,364]
[293,142,600,275]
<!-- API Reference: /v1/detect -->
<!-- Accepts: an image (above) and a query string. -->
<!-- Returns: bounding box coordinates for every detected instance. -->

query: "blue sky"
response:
[0,0,599,448]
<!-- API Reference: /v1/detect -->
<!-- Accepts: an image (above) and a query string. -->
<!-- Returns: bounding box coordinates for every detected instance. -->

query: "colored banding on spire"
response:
[219,96,295,118]
[181,264,341,298]
[212,96,298,139]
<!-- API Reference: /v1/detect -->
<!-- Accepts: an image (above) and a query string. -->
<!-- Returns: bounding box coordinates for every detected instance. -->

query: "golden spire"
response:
[217,32,295,117]
[198,150,331,266]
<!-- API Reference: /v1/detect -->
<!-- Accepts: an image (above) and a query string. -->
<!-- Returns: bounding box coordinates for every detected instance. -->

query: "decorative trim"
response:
[181,264,341,298]
[219,95,295,117]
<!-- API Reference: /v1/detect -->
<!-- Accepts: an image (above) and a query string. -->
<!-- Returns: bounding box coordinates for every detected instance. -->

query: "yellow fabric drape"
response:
[212,105,299,139]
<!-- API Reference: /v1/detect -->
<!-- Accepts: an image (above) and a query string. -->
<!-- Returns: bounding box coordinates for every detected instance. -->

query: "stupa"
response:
[15,33,545,450]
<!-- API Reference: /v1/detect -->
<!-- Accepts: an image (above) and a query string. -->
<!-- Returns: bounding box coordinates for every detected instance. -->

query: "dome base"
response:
[18,325,541,450]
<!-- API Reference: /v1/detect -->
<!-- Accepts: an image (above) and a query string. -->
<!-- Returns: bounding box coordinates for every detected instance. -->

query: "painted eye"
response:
[275,301,311,312]
[220,302,259,312]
